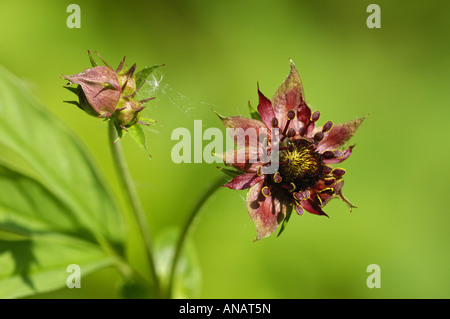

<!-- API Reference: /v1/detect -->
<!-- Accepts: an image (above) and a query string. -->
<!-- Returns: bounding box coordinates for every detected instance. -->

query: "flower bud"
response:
[115,99,144,128]
[62,51,161,133]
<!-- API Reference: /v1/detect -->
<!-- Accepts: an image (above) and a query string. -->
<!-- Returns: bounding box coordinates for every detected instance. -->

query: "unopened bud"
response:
[62,51,161,134]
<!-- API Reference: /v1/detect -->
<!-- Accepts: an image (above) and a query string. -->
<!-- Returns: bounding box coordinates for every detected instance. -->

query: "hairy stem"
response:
[108,121,159,295]
[166,174,227,298]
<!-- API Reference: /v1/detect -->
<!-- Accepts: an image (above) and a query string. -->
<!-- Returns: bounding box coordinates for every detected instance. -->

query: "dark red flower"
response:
[219,60,366,240]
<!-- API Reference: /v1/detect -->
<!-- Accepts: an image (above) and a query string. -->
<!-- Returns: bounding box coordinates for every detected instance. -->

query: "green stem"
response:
[166,174,227,298]
[108,121,159,295]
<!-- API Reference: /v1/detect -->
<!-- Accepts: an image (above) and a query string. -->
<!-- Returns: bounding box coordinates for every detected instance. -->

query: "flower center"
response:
[278,138,324,191]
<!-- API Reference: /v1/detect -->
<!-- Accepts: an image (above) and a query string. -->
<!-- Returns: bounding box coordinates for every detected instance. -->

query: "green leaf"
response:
[128,124,151,158]
[135,64,164,89]
[0,161,119,298]
[0,66,124,250]
[0,162,90,240]
[0,66,126,297]
[0,235,117,298]
[155,228,201,299]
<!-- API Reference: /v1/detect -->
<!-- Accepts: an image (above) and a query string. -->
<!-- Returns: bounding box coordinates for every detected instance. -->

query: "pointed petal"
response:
[223,173,264,190]
[219,115,268,148]
[297,101,311,125]
[257,88,275,128]
[323,145,354,164]
[220,115,267,132]
[272,60,305,129]
[326,181,343,205]
[314,179,356,212]
[222,146,262,173]
[317,116,366,152]
[300,198,329,217]
[246,182,289,240]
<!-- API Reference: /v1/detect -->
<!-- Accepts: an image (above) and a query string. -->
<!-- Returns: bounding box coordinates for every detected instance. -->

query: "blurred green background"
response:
[0,0,449,298]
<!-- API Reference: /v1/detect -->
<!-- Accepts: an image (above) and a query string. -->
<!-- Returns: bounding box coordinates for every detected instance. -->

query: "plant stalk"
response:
[108,121,159,295]
[166,174,227,298]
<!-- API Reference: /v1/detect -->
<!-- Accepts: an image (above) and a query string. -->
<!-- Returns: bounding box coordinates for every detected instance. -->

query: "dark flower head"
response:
[219,60,366,241]
[62,51,160,134]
